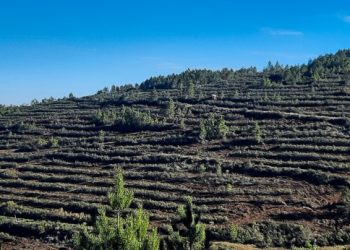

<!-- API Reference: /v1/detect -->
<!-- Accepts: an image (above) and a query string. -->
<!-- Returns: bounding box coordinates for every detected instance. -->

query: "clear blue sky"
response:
[1,0,350,105]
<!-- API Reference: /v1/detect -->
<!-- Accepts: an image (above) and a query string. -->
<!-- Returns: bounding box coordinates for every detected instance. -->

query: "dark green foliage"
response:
[0,105,8,116]
[35,137,60,148]
[166,99,176,119]
[194,164,206,173]
[95,109,117,126]
[187,81,195,98]
[308,49,350,76]
[260,49,350,83]
[48,137,60,148]
[217,117,229,139]
[166,197,206,250]
[341,187,350,214]
[262,77,272,88]
[12,122,37,132]
[234,222,313,248]
[140,69,235,90]
[94,107,157,131]
[30,99,39,106]
[115,106,156,131]
[199,120,207,142]
[312,71,321,81]
[199,114,229,141]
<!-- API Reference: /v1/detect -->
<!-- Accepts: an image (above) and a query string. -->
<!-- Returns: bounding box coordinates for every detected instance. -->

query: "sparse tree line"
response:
[0,50,348,111]
[89,49,350,100]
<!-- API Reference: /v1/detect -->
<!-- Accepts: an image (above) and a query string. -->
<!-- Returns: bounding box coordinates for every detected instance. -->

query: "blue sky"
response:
[0,0,350,105]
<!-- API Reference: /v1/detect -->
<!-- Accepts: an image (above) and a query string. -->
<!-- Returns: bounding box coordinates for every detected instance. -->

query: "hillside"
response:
[0,50,350,249]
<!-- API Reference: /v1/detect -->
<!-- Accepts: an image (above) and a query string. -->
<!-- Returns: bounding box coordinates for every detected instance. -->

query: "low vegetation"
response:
[0,50,350,249]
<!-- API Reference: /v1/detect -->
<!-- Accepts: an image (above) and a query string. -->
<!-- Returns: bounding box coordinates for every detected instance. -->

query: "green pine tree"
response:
[167,99,176,119]
[218,116,229,139]
[167,197,206,250]
[199,114,229,141]
[199,120,207,142]
[74,170,160,250]
[187,81,195,98]
[108,168,134,210]
[74,206,159,250]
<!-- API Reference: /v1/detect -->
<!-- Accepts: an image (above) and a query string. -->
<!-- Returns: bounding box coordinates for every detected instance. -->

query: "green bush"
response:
[166,196,206,250]
[253,122,263,144]
[341,187,350,213]
[230,224,238,242]
[166,98,176,119]
[94,106,157,131]
[199,114,229,141]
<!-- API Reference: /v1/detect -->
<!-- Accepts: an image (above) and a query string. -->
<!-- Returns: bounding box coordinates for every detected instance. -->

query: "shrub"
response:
[199,120,207,141]
[94,106,157,131]
[230,224,238,242]
[341,187,350,213]
[115,106,156,131]
[94,109,116,125]
[216,164,222,176]
[253,122,263,144]
[194,164,207,173]
[187,81,195,98]
[262,77,272,88]
[166,98,176,119]
[48,137,59,148]
[166,196,206,250]
[199,114,229,141]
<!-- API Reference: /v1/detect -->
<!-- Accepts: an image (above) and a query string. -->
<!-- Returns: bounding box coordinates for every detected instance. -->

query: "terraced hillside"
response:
[0,50,350,248]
